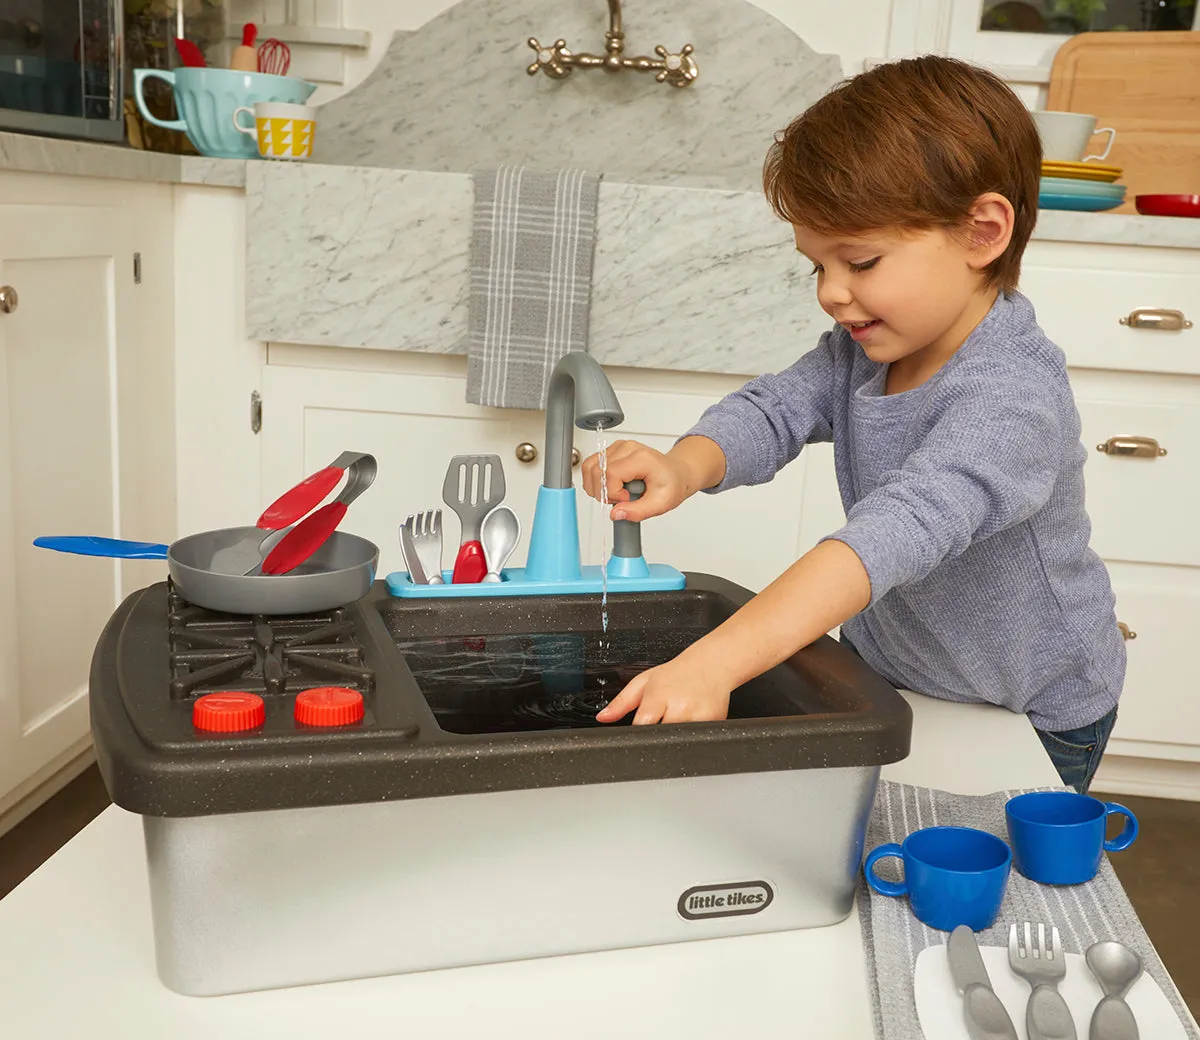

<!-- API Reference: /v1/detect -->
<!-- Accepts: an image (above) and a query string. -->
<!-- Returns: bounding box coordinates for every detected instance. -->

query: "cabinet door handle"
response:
[1118,308,1192,331]
[1118,621,1136,641]
[516,443,580,466]
[1096,436,1167,458]
[0,285,17,313]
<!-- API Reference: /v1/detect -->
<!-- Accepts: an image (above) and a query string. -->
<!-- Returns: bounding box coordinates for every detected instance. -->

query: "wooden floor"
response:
[1,767,1197,1016]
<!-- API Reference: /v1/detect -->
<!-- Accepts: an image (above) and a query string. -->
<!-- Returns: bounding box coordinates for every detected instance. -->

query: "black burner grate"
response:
[166,584,375,700]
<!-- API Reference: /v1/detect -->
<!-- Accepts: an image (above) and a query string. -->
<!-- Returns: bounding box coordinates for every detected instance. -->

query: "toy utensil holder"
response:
[386,478,684,598]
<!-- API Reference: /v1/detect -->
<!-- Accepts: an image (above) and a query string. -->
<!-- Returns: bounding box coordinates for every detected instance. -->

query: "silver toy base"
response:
[144,765,879,996]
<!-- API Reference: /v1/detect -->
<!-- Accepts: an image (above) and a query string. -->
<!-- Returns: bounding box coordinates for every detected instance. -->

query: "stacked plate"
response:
[1039,160,1125,212]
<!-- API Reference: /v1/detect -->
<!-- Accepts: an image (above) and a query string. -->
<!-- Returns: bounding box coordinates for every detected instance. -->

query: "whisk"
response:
[257,37,291,76]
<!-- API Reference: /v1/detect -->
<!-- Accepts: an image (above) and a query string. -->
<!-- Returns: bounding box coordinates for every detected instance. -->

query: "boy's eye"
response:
[809,263,823,276]
[849,257,880,273]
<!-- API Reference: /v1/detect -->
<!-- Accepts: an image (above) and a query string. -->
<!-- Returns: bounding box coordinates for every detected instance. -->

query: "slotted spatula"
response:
[442,455,505,584]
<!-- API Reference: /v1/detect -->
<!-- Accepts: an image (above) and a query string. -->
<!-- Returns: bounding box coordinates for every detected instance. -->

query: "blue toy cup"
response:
[132,67,316,160]
[864,826,1011,932]
[1006,790,1138,885]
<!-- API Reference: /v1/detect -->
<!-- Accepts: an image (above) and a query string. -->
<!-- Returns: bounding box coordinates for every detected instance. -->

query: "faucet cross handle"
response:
[527,37,572,79]
[654,44,697,87]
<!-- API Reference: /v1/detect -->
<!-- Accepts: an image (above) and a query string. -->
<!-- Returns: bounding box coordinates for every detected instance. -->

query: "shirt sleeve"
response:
[823,378,1071,606]
[683,332,838,492]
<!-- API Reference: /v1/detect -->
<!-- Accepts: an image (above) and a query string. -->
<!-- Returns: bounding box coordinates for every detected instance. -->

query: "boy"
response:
[580,55,1124,794]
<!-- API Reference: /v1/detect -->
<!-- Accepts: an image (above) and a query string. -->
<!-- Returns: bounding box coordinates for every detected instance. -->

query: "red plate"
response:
[1135,194,1200,218]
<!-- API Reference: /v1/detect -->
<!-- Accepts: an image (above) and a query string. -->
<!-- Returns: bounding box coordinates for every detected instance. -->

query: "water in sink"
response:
[393,627,810,734]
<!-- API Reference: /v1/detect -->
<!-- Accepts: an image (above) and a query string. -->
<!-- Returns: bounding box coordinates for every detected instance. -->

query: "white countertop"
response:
[0,691,1065,1040]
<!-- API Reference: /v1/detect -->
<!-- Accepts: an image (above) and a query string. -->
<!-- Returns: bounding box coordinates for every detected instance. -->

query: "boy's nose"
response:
[817,275,853,312]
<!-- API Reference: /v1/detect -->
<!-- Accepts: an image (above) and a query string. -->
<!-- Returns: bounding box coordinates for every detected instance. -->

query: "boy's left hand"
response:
[596,652,731,725]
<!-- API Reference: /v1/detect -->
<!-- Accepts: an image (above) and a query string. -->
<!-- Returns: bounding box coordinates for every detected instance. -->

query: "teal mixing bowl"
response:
[133,67,316,160]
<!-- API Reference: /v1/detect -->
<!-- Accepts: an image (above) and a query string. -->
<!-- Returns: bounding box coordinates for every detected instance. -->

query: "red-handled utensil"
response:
[442,455,505,584]
[261,454,377,575]
[257,450,368,528]
[257,37,291,76]
[173,38,207,67]
[207,451,376,576]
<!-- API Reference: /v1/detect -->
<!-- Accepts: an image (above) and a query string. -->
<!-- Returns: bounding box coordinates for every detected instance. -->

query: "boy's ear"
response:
[966,192,1016,270]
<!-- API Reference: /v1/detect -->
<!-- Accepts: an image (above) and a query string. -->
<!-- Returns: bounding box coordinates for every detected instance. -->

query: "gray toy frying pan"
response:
[34,527,379,615]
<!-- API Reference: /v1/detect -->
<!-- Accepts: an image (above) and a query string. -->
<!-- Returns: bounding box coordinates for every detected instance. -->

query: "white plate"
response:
[914,943,1186,1040]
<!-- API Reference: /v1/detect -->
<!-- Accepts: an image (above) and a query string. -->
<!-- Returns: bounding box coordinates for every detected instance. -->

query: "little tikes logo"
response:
[677,881,774,921]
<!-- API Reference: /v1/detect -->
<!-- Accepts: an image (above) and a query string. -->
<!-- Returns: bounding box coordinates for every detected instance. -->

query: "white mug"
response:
[233,101,317,160]
[1032,110,1116,163]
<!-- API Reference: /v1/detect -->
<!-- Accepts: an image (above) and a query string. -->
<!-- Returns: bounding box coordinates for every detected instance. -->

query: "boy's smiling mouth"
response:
[843,318,882,342]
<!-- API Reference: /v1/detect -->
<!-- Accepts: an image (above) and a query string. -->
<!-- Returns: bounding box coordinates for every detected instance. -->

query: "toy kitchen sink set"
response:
[41,354,912,997]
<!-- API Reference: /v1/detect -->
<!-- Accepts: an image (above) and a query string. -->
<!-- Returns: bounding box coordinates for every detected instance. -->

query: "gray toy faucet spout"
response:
[543,352,624,489]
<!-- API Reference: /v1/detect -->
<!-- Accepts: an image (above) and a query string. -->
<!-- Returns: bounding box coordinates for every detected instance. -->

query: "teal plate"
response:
[1039,176,1126,198]
[1038,192,1124,212]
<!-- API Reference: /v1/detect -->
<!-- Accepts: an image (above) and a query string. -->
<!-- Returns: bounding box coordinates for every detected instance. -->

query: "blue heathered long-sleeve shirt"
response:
[686,291,1124,731]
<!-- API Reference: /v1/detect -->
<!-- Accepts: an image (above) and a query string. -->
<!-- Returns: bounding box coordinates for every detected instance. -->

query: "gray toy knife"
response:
[948,925,1020,1040]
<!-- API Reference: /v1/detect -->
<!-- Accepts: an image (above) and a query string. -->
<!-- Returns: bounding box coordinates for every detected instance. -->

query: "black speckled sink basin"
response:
[90,573,911,817]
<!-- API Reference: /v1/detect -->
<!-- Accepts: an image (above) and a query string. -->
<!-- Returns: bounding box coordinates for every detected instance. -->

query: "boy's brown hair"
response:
[763,55,1040,292]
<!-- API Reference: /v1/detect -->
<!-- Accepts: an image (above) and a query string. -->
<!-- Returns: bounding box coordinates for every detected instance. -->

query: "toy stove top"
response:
[89,577,911,821]
[166,584,376,701]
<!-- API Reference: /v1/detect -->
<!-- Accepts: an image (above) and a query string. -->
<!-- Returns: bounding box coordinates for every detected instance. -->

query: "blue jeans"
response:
[838,632,1117,794]
[1033,707,1118,795]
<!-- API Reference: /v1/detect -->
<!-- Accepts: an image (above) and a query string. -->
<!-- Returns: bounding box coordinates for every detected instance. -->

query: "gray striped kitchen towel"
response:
[859,779,1198,1040]
[466,166,601,410]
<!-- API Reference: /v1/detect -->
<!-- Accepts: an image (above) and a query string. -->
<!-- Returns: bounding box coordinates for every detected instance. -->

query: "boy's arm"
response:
[825,378,1069,606]
[598,374,1070,725]
[684,331,840,493]
[597,539,869,724]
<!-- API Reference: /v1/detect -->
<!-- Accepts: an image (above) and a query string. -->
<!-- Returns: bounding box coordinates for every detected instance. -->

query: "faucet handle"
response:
[527,37,572,78]
[612,480,645,559]
[654,44,697,87]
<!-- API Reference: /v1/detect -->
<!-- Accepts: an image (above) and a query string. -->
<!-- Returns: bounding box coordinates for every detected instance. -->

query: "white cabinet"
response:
[261,351,549,579]
[1106,562,1200,752]
[0,173,174,822]
[259,350,809,594]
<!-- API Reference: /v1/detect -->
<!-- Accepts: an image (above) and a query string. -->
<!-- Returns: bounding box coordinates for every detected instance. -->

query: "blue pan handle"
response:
[33,536,169,560]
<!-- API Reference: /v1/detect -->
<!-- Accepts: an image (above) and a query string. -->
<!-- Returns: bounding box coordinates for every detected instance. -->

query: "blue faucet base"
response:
[386,564,686,599]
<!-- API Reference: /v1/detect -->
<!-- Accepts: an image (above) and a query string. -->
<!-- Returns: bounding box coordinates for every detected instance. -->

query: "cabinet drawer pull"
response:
[1118,307,1192,331]
[1096,436,1166,458]
[1118,621,1136,641]
[0,285,17,313]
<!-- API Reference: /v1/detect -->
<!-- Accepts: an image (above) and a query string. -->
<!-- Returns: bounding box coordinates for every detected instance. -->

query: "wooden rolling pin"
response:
[230,23,258,72]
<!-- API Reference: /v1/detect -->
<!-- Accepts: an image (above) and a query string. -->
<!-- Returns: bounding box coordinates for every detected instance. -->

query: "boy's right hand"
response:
[579,437,725,523]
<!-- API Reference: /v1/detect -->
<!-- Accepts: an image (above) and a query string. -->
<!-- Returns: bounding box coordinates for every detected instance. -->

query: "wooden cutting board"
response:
[1046,31,1200,215]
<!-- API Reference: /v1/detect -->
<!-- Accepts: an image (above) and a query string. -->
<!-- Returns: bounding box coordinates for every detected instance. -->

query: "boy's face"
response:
[792,222,994,370]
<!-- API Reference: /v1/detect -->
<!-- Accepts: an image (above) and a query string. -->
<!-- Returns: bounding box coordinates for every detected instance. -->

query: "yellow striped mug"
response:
[232,101,317,160]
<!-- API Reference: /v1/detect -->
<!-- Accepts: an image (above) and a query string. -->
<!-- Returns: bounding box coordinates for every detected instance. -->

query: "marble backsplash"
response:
[315,0,842,192]
[245,161,826,377]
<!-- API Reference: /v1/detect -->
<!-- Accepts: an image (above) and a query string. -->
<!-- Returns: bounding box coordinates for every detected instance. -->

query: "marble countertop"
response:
[0,130,247,187]
[1033,208,1200,249]
[4,131,1199,251]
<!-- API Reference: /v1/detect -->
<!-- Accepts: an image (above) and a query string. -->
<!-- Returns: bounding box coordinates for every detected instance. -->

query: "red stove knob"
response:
[193,692,265,732]
[295,686,364,727]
